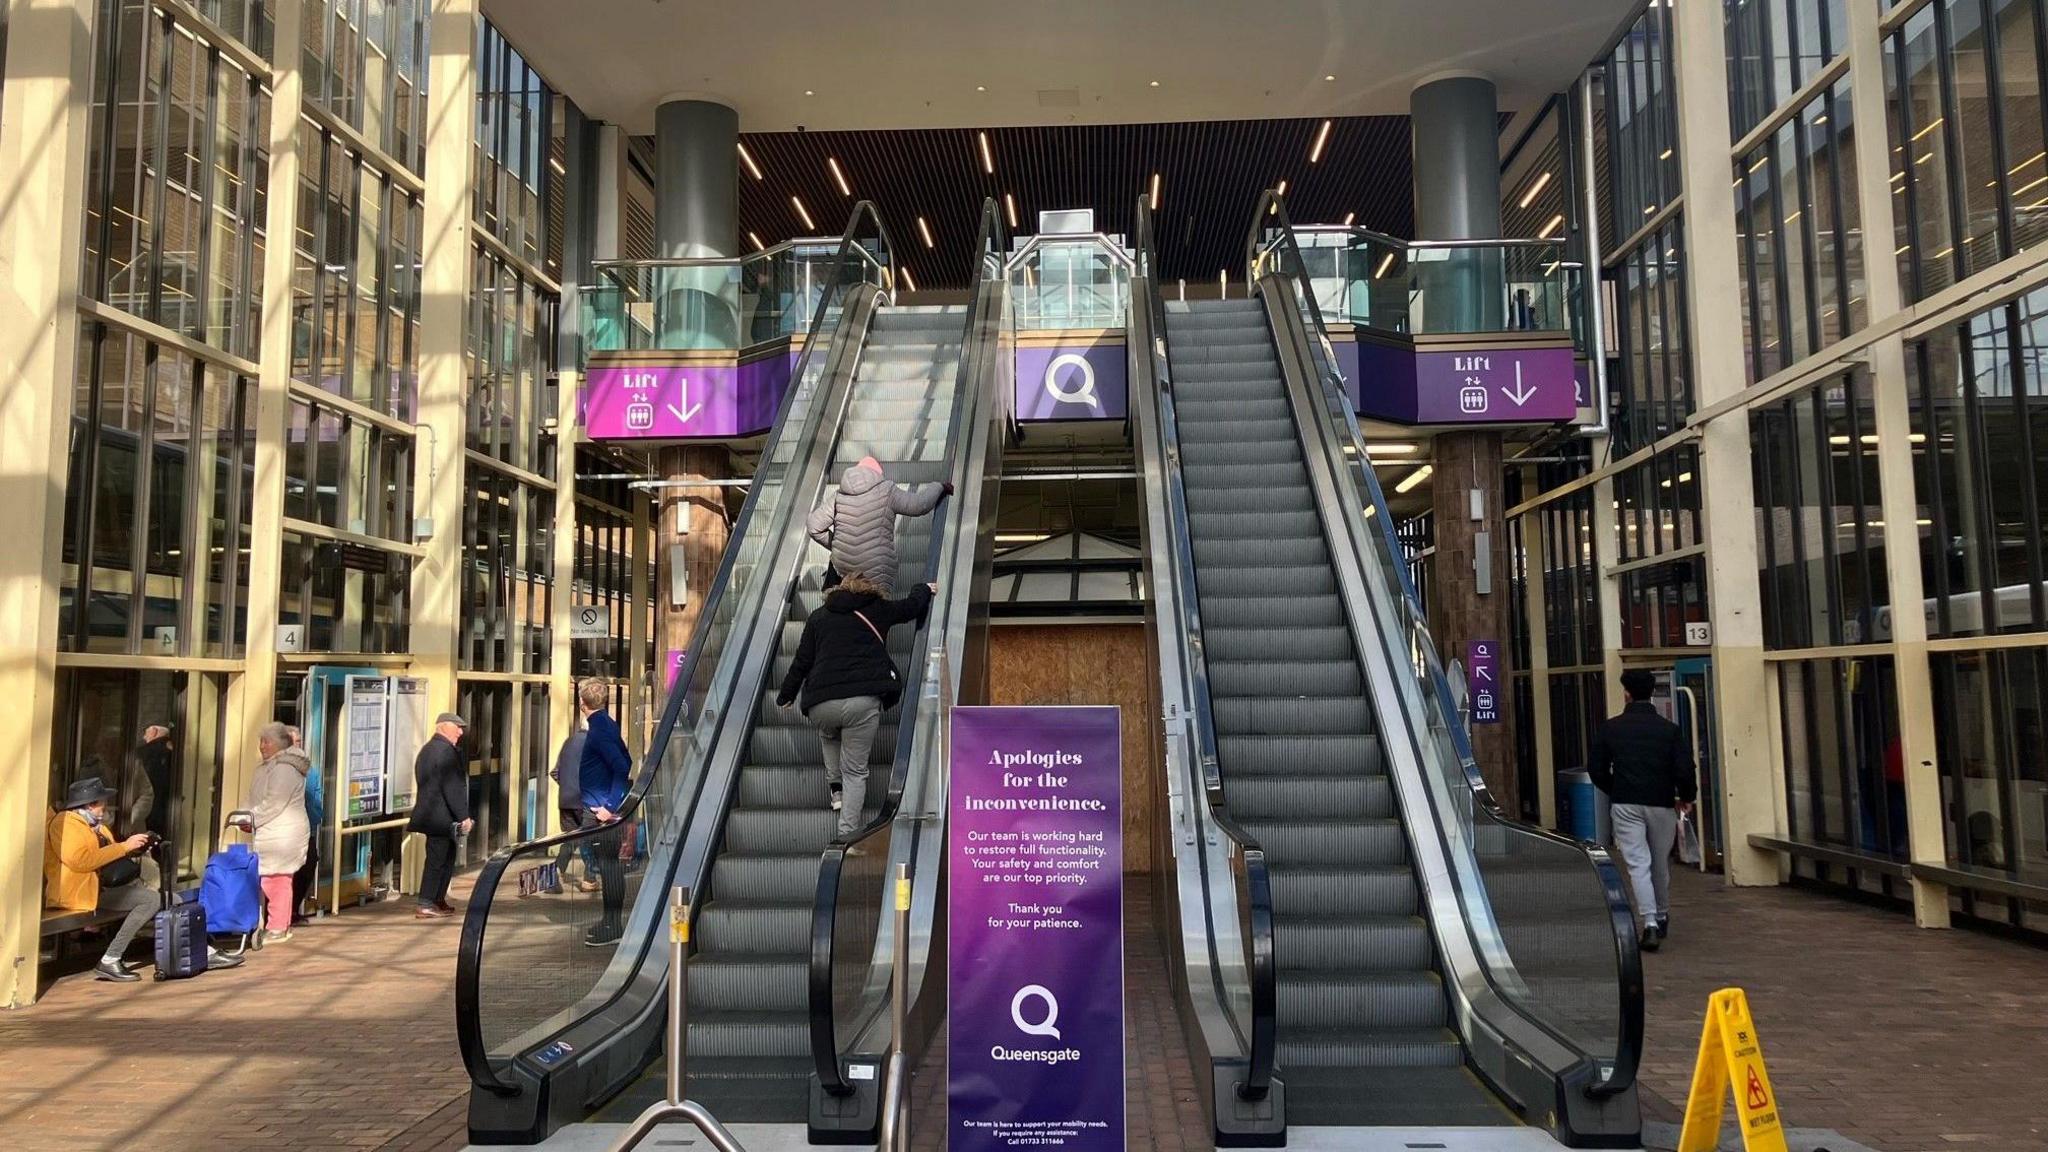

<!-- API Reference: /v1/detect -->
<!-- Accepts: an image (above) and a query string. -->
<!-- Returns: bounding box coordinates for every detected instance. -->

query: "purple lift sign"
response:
[948,706,1125,1152]
[1468,639,1502,724]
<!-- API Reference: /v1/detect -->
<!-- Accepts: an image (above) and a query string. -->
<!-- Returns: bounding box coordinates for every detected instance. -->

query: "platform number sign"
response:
[570,604,610,640]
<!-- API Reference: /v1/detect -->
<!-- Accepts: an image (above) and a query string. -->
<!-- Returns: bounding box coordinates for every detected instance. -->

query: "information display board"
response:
[383,676,429,813]
[947,706,1124,1152]
[343,676,389,821]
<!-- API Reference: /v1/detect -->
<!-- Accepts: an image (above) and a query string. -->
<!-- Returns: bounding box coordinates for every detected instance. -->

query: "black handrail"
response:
[456,198,899,1098]
[809,196,1007,1097]
[1246,188,1643,1100]
[1135,196,1277,1102]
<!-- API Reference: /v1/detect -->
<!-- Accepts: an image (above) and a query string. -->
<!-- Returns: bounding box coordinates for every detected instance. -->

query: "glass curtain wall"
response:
[54,0,271,866]
[284,0,428,658]
[1907,281,2048,925]
[460,19,565,852]
[1736,77,1868,381]
[1885,0,2048,304]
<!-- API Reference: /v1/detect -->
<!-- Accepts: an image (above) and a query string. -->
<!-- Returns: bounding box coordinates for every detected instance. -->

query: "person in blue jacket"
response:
[577,679,634,947]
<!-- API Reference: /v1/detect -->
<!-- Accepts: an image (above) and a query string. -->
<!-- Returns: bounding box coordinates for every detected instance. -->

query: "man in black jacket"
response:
[408,712,472,920]
[777,575,934,835]
[1589,670,1697,951]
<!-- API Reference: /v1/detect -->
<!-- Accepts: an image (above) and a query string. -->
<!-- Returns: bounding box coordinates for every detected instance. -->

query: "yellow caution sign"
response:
[1678,988,1788,1152]
[670,908,690,945]
[895,876,912,912]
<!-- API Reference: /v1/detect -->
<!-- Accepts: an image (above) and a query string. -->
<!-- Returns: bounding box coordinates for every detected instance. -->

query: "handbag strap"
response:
[852,609,887,648]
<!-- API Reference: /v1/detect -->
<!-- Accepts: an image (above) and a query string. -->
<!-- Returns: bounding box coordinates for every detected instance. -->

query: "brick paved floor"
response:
[0,883,475,1152]
[1637,868,2048,1152]
[8,866,2046,1152]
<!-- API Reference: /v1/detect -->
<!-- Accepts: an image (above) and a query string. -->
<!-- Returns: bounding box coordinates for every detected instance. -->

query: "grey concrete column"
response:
[654,99,740,347]
[1410,75,1501,241]
[1410,75,1503,333]
[655,100,739,258]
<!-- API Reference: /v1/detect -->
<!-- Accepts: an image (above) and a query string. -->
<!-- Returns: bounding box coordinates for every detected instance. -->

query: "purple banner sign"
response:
[1352,340,1578,425]
[1015,340,1127,421]
[948,706,1124,1152]
[582,355,791,440]
[1468,639,1501,724]
[665,650,687,693]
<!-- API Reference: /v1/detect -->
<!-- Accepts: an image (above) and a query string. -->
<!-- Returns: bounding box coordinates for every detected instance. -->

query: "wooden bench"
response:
[39,908,126,938]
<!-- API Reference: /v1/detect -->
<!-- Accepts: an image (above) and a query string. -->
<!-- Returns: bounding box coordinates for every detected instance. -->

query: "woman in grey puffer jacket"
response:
[805,456,949,594]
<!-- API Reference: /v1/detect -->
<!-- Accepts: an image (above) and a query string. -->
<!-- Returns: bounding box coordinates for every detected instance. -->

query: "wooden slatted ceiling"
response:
[706,117,1416,289]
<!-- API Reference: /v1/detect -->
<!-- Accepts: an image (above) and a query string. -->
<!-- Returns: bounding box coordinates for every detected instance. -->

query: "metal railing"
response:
[585,237,860,353]
[1247,188,1642,1104]
[456,200,896,1108]
[1263,221,1571,338]
[1133,195,1278,1104]
[809,196,1006,1100]
[600,887,749,1152]
[1006,232,1134,330]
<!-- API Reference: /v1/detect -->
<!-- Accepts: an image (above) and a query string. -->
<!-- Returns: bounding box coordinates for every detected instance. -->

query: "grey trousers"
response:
[809,695,882,836]
[1611,803,1678,926]
[98,881,158,961]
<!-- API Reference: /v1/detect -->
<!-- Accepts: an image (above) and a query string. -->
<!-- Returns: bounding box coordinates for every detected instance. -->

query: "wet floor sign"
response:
[1677,987,1789,1152]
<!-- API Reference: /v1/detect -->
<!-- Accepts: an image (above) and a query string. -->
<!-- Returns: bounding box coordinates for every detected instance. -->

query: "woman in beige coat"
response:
[248,722,312,942]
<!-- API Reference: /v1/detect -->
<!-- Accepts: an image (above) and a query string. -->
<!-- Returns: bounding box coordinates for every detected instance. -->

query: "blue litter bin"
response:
[1558,768,1611,843]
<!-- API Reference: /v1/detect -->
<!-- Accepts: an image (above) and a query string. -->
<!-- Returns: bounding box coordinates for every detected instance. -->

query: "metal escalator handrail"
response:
[456,198,899,1098]
[1136,196,1277,1102]
[1247,187,1643,1100]
[809,196,1007,1098]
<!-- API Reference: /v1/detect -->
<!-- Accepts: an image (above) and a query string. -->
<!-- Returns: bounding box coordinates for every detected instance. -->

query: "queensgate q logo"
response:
[990,983,1082,1066]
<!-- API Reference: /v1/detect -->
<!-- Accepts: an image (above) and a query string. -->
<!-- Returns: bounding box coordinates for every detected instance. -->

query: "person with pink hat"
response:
[804,455,950,594]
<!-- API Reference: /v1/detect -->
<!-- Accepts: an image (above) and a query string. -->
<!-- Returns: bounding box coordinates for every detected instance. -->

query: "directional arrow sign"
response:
[665,376,704,425]
[1501,362,1539,407]
[1467,640,1501,723]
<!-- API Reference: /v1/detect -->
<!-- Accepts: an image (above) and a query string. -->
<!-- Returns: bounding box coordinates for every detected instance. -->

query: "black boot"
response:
[1638,925,1660,953]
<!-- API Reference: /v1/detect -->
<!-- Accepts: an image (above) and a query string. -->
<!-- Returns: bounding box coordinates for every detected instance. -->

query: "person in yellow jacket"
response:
[45,776,158,982]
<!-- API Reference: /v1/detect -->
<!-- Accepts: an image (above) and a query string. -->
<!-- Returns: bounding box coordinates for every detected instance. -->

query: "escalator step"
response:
[723,806,843,854]
[1226,772,1390,820]
[1186,510,1322,542]
[1195,565,1337,601]
[1210,694,1372,737]
[1213,734,1382,775]
[708,851,824,903]
[1276,968,1446,1029]
[1194,535,1330,570]
[1271,914,1433,972]
[687,956,808,1013]
[1183,486,1316,517]
[696,901,811,953]
[1275,1027,1466,1069]
[1180,461,1310,491]
[1267,864,1417,917]
[687,1010,811,1058]
[1169,342,1280,365]
[1240,817,1406,866]
[1197,592,1344,630]
[1207,659,1362,698]
[1178,415,1294,444]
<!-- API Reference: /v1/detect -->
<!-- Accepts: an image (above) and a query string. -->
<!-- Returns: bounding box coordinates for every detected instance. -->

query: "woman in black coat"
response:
[776,573,934,835]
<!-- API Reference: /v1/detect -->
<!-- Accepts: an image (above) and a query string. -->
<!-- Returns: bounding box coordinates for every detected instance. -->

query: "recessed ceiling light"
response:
[736,142,763,180]
[902,267,918,292]
[804,89,815,97]
[1324,74,1336,82]
[977,85,987,92]
[1518,171,1553,209]
[1342,211,1355,227]
[979,131,995,175]
[1149,80,1160,88]
[791,195,815,230]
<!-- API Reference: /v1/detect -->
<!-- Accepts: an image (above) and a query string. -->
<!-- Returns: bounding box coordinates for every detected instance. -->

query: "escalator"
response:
[1133,195,1645,1146]
[456,200,1004,1145]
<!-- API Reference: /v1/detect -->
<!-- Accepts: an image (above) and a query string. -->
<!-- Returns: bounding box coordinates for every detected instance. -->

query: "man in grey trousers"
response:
[1589,669,1697,952]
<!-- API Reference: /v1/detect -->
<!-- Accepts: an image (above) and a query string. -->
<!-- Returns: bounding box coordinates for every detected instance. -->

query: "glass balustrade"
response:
[584,240,843,353]
[1279,226,1571,340]
[1008,235,1131,330]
